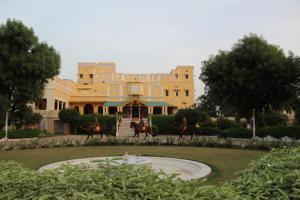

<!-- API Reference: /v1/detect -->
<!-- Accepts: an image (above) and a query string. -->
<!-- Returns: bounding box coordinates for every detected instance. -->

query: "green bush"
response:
[198,127,221,136]
[230,147,300,199]
[217,118,238,130]
[200,120,217,128]
[79,115,116,136]
[262,112,288,127]
[59,108,81,133]
[223,128,253,139]
[0,147,299,199]
[257,126,300,139]
[0,129,41,139]
[152,115,176,135]
[174,108,199,126]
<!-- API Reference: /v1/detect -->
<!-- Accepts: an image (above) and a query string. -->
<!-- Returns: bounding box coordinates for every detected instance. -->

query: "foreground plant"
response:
[0,147,299,199]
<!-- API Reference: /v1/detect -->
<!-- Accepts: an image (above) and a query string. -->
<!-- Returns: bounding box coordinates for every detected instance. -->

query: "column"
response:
[130,106,132,119]
[79,105,84,115]
[138,105,141,118]
[93,104,97,114]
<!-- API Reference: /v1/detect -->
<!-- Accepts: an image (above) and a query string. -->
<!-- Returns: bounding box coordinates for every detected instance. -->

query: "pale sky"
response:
[1,0,300,99]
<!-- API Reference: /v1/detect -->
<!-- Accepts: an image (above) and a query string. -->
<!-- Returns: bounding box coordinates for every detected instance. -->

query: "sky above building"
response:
[1,0,300,99]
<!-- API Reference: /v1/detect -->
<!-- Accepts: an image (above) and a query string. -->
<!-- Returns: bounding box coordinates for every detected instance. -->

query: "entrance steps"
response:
[117,118,149,137]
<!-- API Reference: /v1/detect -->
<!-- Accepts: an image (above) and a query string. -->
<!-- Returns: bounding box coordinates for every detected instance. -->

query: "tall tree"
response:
[0,19,60,139]
[200,34,300,121]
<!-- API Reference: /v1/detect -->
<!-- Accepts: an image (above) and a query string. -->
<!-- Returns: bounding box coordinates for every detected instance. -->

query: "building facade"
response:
[34,62,195,133]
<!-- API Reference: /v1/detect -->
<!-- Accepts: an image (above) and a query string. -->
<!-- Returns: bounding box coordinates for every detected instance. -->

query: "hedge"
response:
[224,126,300,139]
[256,126,300,139]
[198,127,221,136]
[79,115,116,136]
[0,129,41,139]
[152,115,176,135]
[223,128,253,139]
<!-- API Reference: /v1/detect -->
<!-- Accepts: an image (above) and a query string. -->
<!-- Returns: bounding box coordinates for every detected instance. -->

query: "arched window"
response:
[84,104,94,115]
[98,106,103,115]
[74,106,79,112]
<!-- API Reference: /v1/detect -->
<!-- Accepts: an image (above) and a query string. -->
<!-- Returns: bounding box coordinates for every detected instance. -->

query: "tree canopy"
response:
[200,34,300,119]
[0,19,60,135]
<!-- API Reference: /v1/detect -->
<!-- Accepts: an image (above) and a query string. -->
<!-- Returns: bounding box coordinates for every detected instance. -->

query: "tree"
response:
[200,34,300,123]
[0,19,60,139]
[9,105,42,129]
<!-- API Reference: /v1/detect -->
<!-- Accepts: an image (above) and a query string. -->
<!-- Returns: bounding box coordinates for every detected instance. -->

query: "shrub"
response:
[59,108,81,133]
[230,147,300,199]
[223,128,252,139]
[200,120,217,128]
[257,126,300,139]
[152,115,176,135]
[0,129,41,139]
[262,112,288,127]
[78,115,116,136]
[0,147,299,199]
[198,127,221,136]
[175,108,199,126]
[217,118,238,130]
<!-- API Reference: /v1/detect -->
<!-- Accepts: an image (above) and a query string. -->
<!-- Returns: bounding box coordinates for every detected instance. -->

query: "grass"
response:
[0,146,265,184]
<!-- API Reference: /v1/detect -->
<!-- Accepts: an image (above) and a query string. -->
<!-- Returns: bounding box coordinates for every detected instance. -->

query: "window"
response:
[37,98,47,110]
[83,83,88,85]
[185,74,189,79]
[165,90,169,96]
[175,74,179,79]
[175,90,179,96]
[185,90,189,96]
[79,74,83,78]
[54,100,58,110]
[89,74,93,78]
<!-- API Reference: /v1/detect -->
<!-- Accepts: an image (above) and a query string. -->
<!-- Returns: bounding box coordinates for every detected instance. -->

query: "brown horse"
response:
[81,122,109,143]
[130,121,154,139]
[177,117,198,141]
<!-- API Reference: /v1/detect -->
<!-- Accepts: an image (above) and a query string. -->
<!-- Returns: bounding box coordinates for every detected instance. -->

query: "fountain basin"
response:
[39,155,211,180]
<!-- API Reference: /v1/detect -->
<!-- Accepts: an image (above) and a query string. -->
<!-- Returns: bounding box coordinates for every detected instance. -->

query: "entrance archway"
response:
[122,100,148,118]
[84,104,94,115]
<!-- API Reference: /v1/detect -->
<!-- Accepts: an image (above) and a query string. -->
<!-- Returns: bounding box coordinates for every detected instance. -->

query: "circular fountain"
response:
[39,155,211,180]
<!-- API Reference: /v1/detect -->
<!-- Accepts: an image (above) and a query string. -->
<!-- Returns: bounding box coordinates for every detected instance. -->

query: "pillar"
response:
[79,105,84,115]
[138,105,141,118]
[93,104,98,114]
[130,106,132,119]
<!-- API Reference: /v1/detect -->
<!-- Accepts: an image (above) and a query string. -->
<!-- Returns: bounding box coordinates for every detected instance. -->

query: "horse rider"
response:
[93,113,101,132]
[182,117,188,131]
[139,116,146,131]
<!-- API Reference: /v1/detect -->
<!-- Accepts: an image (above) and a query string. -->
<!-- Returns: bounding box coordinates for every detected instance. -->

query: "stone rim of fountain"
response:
[39,155,211,180]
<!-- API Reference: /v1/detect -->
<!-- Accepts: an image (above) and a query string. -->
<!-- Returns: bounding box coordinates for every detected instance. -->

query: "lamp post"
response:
[252,109,256,138]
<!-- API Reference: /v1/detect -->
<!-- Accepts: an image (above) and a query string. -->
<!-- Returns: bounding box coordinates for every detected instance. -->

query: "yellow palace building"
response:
[34,62,195,133]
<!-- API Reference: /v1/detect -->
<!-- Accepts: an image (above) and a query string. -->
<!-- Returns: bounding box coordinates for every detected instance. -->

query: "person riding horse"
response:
[131,117,153,139]
[178,117,188,141]
[83,114,108,143]
[139,117,146,131]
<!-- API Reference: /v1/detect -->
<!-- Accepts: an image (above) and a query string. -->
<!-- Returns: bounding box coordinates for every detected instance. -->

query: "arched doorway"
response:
[74,106,79,113]
[84,104,94,115]
[123,100,148,118]
[98,106,103,115]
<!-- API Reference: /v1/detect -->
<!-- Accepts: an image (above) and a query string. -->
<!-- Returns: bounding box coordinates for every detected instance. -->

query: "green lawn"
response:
[0,146,266,184]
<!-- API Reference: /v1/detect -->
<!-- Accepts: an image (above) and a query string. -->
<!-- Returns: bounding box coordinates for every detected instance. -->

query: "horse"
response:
[81,122,109,143]
[177,122,198,141]
[130,121,154,139]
